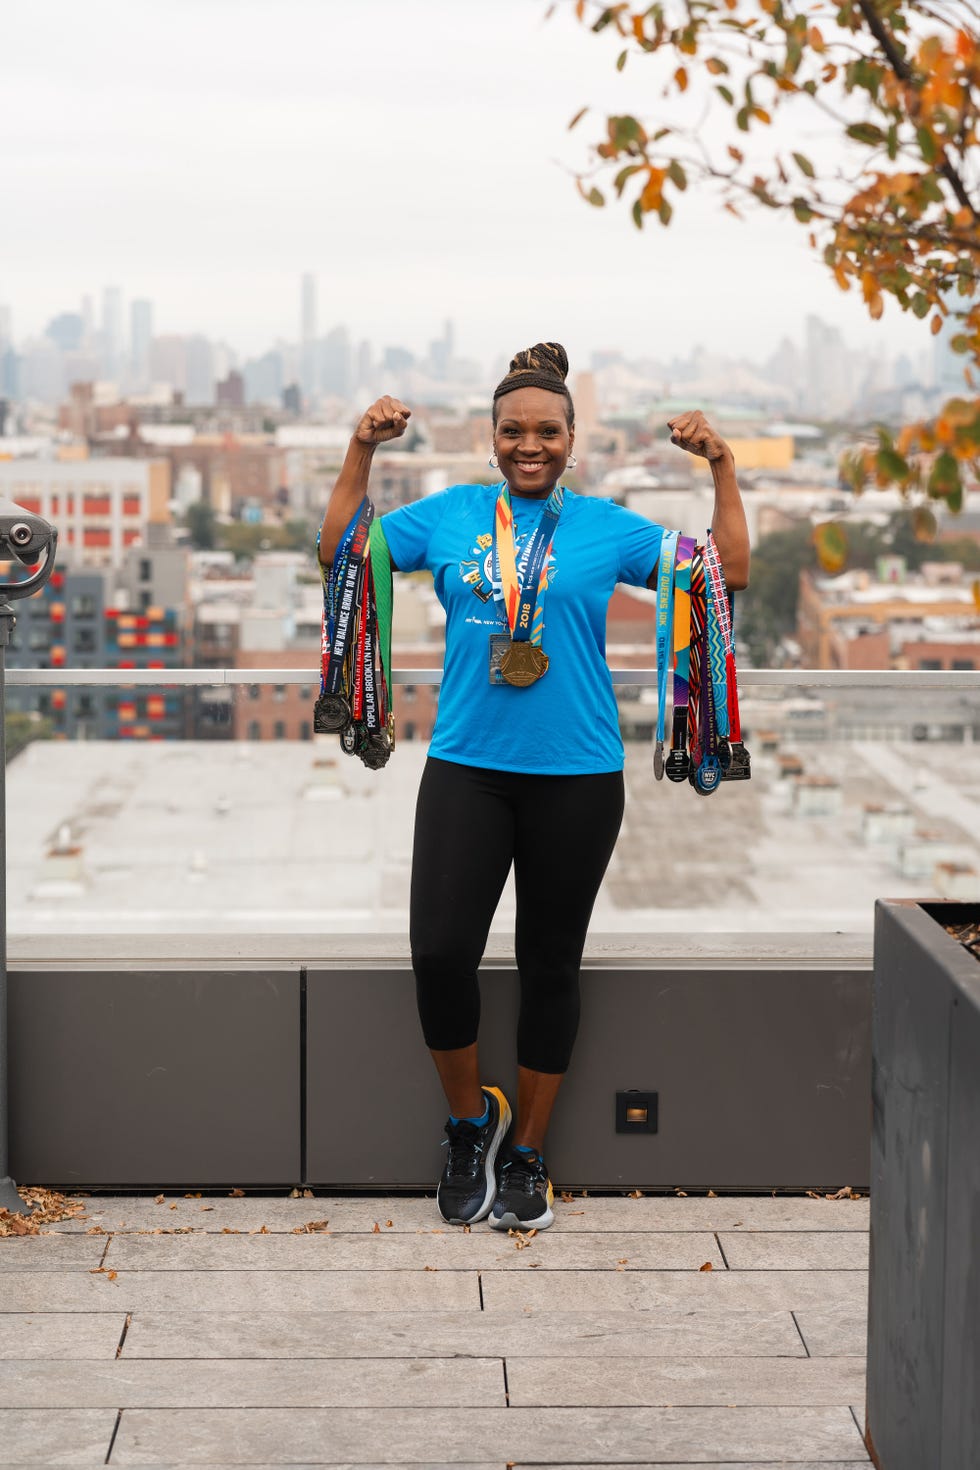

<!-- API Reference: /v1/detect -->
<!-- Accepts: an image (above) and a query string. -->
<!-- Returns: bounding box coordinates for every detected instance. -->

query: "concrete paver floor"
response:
[0,1192,873,1467]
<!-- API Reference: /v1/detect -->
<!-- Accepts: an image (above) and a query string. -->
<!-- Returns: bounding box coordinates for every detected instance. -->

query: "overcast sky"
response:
[2,0,933,370]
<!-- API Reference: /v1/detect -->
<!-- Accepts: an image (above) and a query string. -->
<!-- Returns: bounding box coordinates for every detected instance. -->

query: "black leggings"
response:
[410,757,625,1074]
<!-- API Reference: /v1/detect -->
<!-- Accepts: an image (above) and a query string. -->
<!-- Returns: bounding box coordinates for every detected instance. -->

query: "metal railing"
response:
[7,667,980,689]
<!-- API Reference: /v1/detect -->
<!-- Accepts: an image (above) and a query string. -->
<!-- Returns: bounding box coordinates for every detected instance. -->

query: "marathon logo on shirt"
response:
[459,528,558,607]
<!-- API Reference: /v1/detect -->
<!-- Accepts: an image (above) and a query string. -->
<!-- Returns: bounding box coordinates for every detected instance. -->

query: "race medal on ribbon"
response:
[314,691,352,733]
[653,740,665,781]
[491,484,562,690]
[499,639,549,688]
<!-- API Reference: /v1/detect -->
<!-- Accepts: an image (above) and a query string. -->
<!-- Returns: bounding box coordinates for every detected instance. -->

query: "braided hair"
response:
[491,341,575,428]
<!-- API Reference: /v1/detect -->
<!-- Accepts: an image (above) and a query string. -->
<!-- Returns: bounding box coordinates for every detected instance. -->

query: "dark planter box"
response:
[866,901,980,1470]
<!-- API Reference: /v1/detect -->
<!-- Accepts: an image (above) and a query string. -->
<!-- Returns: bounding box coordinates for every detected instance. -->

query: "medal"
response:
[490,483,563,690]
[360,729,391,769]
[314,691,351,733]
[499,639,549,688]
[653,740,665,781]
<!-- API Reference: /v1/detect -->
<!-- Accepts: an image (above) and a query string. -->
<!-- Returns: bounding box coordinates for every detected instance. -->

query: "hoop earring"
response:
[567,453,578,469]
[489,451,499,469]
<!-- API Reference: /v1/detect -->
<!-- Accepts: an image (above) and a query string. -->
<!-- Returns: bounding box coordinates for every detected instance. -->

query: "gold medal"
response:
[499,639,549,688]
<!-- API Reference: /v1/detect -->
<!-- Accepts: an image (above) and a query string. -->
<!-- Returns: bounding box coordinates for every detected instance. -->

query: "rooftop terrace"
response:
[1,1189,872,1467]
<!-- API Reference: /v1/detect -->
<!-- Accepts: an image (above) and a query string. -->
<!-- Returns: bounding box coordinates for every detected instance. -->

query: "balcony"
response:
[2,667,978,1467]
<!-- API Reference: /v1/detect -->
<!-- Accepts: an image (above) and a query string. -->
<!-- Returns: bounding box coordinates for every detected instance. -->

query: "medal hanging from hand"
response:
[315,500,395,769]
[490,483,563,688]
[653,530,679,780]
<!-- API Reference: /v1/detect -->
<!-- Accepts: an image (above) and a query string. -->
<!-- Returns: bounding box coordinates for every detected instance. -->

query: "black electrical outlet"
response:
[615,1090,658,1134]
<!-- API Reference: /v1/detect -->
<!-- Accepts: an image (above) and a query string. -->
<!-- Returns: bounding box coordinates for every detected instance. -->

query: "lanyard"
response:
[704,530,742,743]
[321,500,373,696]
[653,531,678,778]
[702,536,730,742]
[492,483,564,644]
[665,534,696,781]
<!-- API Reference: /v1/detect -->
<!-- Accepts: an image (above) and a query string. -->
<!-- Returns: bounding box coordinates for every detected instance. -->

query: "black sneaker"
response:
[489,1144,555,1231]
[437,1086,511,1225]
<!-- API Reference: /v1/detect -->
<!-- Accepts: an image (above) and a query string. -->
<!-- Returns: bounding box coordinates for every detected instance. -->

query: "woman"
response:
[319,342,749,1231]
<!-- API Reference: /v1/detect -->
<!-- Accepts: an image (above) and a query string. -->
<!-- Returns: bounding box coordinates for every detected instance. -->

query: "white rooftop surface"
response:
[7,728,980,938]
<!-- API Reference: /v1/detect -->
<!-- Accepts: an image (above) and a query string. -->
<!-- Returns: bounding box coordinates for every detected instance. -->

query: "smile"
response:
[516,462,545,472]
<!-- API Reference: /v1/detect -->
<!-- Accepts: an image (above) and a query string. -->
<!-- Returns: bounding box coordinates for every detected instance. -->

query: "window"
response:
[140,590,153,612]
[139,558,152,582]
[952,659,975,671]
[71,594,96,618]
[247,721,261,740]
[403,721,416,741]
[248,685,260,701]
[918,658,942,670]
[29,628,51,652]
[74,628,97,654]
[402,684,417,702]
[273,720,286,739]
[274,685,287,702]
[76,695,95,718]
[300,721,312,740]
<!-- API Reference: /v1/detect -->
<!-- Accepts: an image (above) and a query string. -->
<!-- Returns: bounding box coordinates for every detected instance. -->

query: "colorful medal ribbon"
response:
[661,533,750,793]
[704,530,750,781]
[315,499,394,769]
[653,530,679,780]
[665,535,696,782]
[492,483,564,686]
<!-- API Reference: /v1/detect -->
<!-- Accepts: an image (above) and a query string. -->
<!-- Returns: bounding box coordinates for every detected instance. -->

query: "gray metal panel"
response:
[8,967,300,1188]
[866,902,952,1470]
[305,966,520,1188]
[306,964,870,1191]
[548,967,870,1191]
[941,946,980,1470]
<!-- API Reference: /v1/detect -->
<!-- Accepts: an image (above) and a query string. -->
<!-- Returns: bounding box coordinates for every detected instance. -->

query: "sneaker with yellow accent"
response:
[488,1144,555,1231]
[437,1085,511,1225]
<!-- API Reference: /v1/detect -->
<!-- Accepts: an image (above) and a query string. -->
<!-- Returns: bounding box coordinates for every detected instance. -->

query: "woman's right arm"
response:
[318,396,411,564]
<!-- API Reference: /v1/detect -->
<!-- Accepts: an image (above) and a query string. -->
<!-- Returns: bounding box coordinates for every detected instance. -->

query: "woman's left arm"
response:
[667,410,750,591]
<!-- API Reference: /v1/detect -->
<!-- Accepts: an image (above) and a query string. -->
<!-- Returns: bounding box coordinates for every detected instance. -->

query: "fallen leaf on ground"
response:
[168,1204,178,1211]
[183,1193,202,1199]
[372,1222,381,1234]
[560,1190,574,1203]
[628,1189,643,1199]
[675,1189,688,1197]
[385,1220,394,1228]
[0,1188,88,1237]
[423,1265,438,1271]
[153,1195,165,1205]
[826,1185,860,1199]
[200,1205,214,1212]
[707,1190,718,1197]
[86,1225,107,1235]
[228,1188,245,1198]
[699,1261,713,1271]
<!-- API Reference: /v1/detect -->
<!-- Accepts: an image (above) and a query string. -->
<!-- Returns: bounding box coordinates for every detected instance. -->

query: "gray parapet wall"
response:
[8,933,871,1192]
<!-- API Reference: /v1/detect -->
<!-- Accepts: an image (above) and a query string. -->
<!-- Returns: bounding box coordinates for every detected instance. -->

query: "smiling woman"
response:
[318,339,750,1235]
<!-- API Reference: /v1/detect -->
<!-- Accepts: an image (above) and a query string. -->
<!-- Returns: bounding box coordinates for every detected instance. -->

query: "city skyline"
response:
[3,0,943,368]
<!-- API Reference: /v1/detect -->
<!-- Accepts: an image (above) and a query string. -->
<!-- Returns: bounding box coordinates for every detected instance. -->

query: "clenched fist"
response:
[354,396,412,447]
[667,410,731,464]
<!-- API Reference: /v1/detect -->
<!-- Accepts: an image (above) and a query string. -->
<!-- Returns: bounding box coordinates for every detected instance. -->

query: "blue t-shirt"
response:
[381,483,667,775]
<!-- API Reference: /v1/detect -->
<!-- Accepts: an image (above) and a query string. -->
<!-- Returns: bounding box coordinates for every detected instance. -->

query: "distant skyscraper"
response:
[81,295,94,347]
[0,304,11,350]
[805,315,851,419]
[185,336,215,406]
[300,273,317,399]
[45,312,85,353]
[130,299,154,389]
[101,286,124,380]
[319,326,352,397]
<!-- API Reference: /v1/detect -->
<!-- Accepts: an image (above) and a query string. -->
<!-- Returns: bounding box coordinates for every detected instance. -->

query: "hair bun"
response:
[508,342,568,384]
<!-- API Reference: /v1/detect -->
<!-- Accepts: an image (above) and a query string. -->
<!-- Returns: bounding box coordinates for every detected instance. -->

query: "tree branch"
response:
[856,0,980,219]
